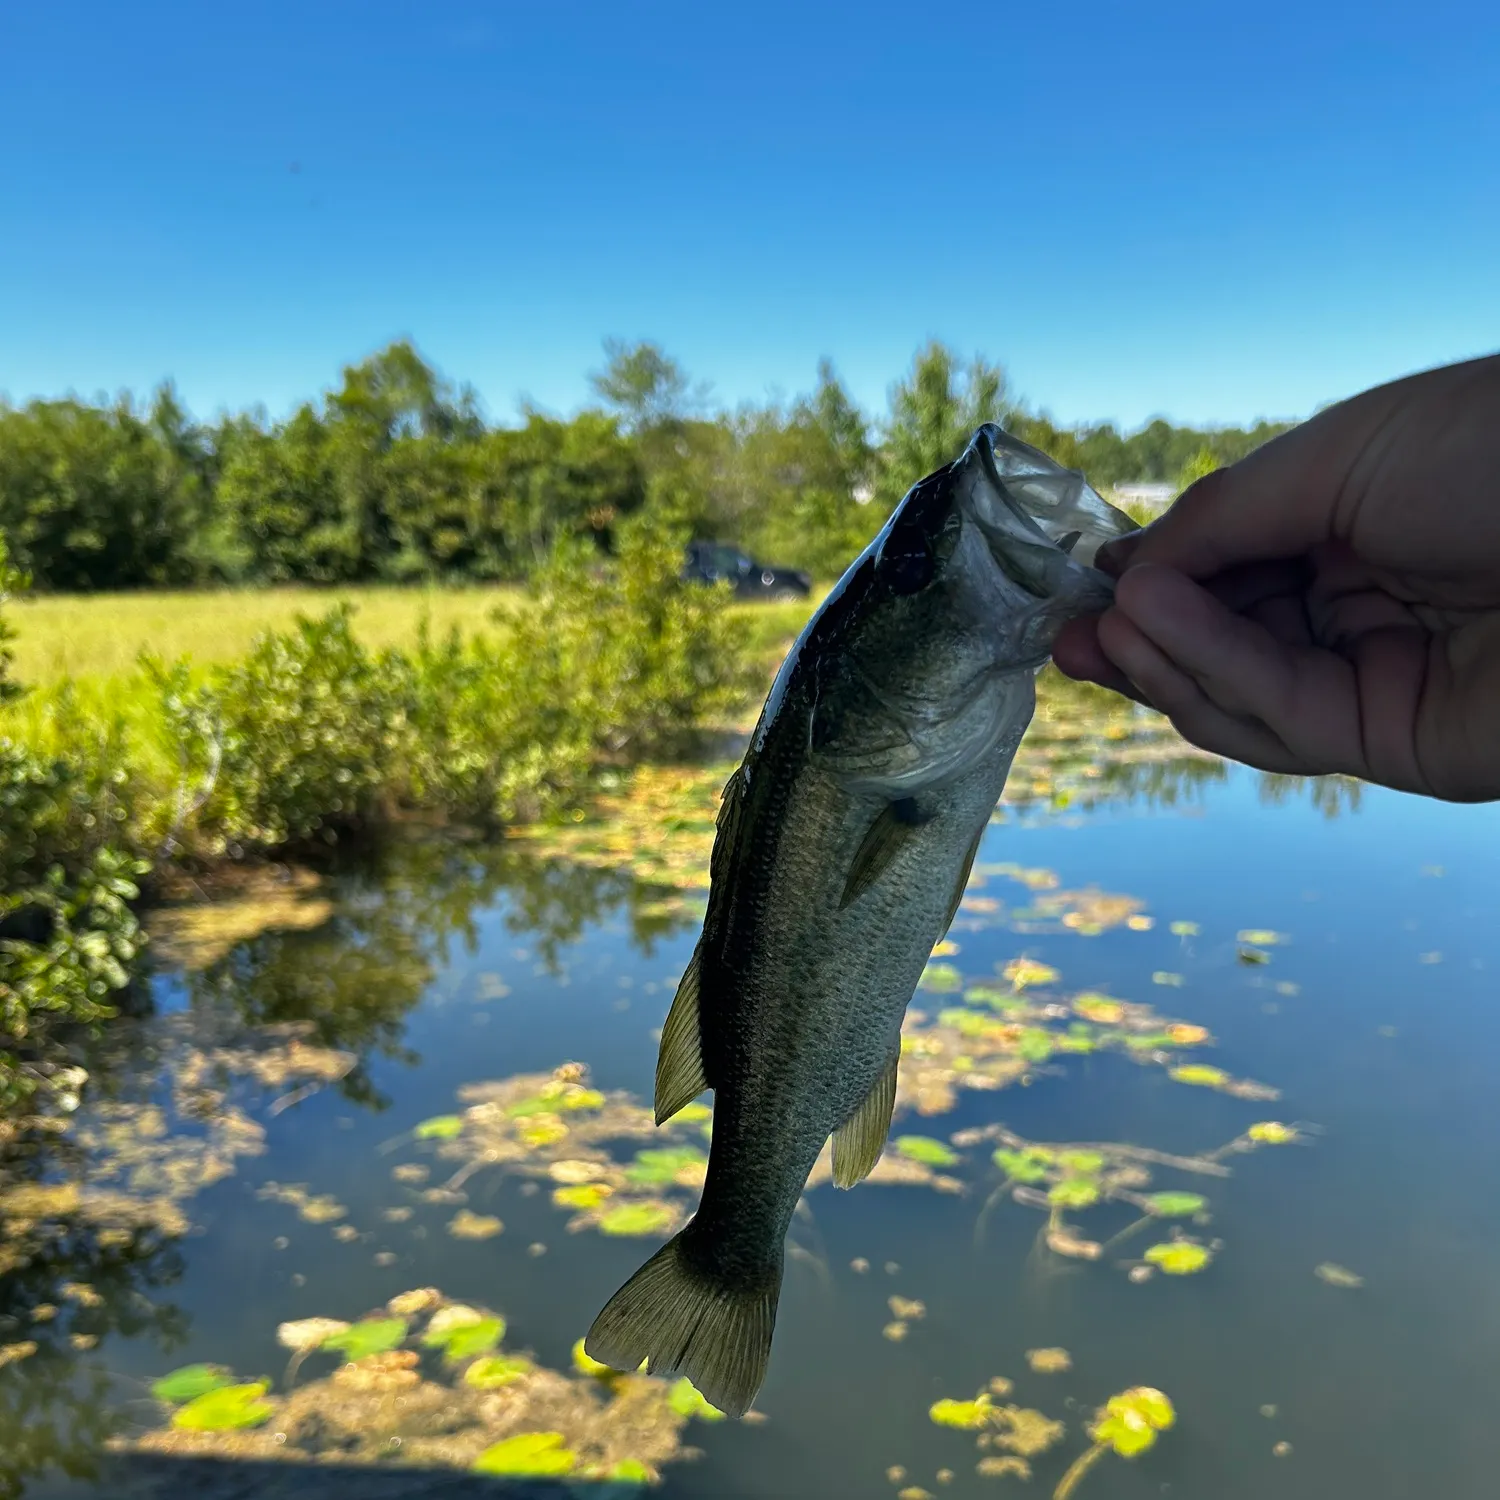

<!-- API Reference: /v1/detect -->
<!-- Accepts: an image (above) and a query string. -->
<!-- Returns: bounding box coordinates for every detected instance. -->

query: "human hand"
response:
[1052,354,1500,802]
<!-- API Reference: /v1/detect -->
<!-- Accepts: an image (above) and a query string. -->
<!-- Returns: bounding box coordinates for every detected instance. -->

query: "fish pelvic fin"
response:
[655,943,708,1125]
[840,797,928,910]
[585,1225,780,1419]
[942,825,986,937]
[831,1051,899,1188]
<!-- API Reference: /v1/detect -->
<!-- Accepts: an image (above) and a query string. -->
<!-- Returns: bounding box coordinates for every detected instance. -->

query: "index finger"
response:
[1097,361,1461,580]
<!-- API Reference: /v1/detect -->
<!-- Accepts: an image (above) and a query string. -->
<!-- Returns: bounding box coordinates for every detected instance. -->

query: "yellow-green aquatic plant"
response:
[1054,1386,1175,1498]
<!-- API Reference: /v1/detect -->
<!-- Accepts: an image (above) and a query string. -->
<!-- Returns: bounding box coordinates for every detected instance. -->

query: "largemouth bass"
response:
[586,424,1138,1415]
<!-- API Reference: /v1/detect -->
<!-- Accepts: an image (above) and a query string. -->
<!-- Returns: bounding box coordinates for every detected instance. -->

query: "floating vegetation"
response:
[115,1287,711,1481]
[1026,1347,1072,1374]
[413,1114,465,1140]
[1315,1262,1365,1289]
[1055,1386,1176,1499]
[447,1209,504,1240]
[1144,1241,1212,1275]
[599,1201,677,1237]
[1144,1191,1207,1218]
[1248,1121,1299,1145]
[895,1136,962,1168]
[150,1365,234,1405]
[144,865,334,971]
[170,1382,275,1433]
[1237,929,1287,947]
[930,1396,995,1430]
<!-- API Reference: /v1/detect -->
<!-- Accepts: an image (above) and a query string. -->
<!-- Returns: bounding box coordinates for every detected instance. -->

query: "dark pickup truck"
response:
[682,541,812,601]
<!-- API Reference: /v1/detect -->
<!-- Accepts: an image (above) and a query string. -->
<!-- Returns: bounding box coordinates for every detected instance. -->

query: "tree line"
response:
[0,340,1295,591]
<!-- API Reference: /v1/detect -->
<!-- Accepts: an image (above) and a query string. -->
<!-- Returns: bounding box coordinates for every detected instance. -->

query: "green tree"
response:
[878,342,1012,506]
[589,340,697,433]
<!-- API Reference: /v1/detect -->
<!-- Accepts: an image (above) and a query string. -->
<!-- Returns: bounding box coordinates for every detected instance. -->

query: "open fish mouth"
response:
[955,423,1141,598]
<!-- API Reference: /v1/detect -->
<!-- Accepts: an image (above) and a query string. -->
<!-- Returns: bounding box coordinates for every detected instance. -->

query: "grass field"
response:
[6,584,822,691]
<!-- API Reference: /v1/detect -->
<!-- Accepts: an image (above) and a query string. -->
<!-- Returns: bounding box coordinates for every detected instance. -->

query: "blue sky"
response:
[2,1,1497,430]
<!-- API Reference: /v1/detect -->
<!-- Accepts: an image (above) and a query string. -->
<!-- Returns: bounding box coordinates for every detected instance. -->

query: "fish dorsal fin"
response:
[831,1051,899,1188]
[941,825,986,937]
[655,943,707,1124]
[840,798,926,909]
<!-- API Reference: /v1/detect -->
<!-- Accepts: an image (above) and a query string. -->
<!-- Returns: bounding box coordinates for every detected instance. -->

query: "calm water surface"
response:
[6,764,1500,1499]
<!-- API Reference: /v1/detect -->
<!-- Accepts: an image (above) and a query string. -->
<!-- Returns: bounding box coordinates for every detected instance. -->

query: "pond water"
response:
[4,704,1500,1500]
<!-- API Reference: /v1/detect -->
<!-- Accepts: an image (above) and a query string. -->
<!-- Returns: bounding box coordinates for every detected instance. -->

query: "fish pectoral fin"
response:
[831,1052,899,1188]
[840,798,926,909]
[655,943,708,1125]
[942,825,987,937]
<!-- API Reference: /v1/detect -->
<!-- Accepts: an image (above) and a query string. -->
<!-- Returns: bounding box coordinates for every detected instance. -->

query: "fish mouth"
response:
[954,423,1140,604]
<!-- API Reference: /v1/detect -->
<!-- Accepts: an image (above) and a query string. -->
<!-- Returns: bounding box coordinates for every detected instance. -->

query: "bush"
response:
[0,541,149,1111]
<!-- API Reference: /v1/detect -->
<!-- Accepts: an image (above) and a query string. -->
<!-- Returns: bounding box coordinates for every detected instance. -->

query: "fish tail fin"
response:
[584,1224,780,1418]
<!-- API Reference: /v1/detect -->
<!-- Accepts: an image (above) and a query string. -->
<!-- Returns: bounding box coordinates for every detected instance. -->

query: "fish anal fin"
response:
[655,943,708,1124]
[840,798,926,909]
[942,825,986,936]
[586,1227,780,1418]
[831,1051,899,1188]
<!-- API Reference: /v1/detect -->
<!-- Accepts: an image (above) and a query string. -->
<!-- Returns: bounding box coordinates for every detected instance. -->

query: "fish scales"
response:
[587,424,1137,1414]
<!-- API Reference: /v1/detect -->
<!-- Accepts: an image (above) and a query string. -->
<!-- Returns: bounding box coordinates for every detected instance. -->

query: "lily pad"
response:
[1057,1149,1106,1175]
[413,1115,465,1141]
[1169,1064,1230,1089]
[920,962,965,993]
[993,1147,1053,1183]
[321,1318,408,1362]
[674,1102,713,1124]
[1169,921,1200,937]
[447,1210,504,1240]
[553,1183,612,1210]
[1049,1177,1101,1210]
[427,1316,504,1362]
[599,1202,676,1237]
[472,1432,576,1477]
[1248,1121,1298,1145]
[1144,1241,1212,1275]
[276,1319,350,1353]
[464,1354,533,1388]
[668,1377,727,1420]
[1003,958,1059,990]
[929,1395,992,1429]
[1237,929,1285,947]
[172,1382,275,1432]
[151,1364,234,1405]
[894,1135,960,1168]
[624,1147,707,1185]
[1092,1386,1176,1457]
[1145,1192,1207,1218]
[1073,993,1124,1024]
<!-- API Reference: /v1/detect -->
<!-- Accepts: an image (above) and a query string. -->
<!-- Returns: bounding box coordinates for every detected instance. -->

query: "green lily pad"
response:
[1169,1064,1230,1089]
[558,1088,606,1111]
[321,1318,408,1361]
[1057,1149,1106,1175]
[624,1148,706,1185]
[428,1316,504,1362]
[1015,1029,1055,1062]
[894,1135,960,1168]
[598,1202,676,1237]
[919,962,965,993]
[929,1395,992,1429]
[1144,1241,1212,1275]
[609,1459,652,1482]
[668,1377,727,1420]
[994,1147,1053,1183]
[1092,1386,1176,1456]
[413,1115,464,1140]
[1145,1192,1207,1218]
[1049,1177,1101,1210]
[172,1382,274,1432]
[674,1102,713,1124]
[1236,929,1285,947]
[151,1365,234,1405]
[554,1182,612,1210]
[472,1431,576,1477]
[1248,1121,1298,1145]
[504,1096,559,1118]
[464,1354,533,1389]
[1169,921,1200,937]
[1073,993,1125,1023]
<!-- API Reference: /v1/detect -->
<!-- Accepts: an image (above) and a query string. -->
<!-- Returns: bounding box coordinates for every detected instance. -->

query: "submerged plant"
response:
[1054,1386,1175,1499]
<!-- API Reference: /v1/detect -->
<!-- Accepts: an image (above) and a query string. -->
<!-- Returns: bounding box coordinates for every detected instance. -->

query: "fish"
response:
[585,424,1138,1415]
